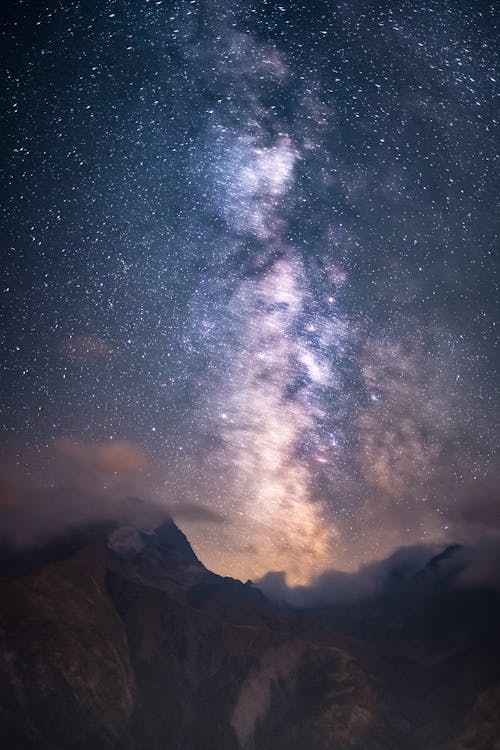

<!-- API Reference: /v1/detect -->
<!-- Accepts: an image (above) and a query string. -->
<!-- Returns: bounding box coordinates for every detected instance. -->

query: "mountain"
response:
[312,552,500,750]
[0,519,499,750]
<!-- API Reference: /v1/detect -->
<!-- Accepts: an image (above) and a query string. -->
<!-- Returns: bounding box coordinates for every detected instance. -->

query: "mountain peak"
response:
[151,518,201,565]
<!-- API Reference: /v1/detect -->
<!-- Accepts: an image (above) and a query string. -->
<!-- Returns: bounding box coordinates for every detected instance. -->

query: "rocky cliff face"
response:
[0,520,499,750]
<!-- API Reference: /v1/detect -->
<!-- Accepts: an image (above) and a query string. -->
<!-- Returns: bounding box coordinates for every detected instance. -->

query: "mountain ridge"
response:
[0,517,499,749]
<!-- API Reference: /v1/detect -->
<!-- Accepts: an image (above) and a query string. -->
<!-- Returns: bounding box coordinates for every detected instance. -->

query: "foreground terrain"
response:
[0,519,499,749]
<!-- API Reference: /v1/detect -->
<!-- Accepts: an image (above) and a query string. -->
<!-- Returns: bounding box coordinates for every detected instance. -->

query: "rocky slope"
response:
[0,520,499,749]
[312,548,500,750]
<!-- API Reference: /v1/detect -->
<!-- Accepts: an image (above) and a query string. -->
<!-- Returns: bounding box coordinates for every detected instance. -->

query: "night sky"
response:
[1,0,499,585]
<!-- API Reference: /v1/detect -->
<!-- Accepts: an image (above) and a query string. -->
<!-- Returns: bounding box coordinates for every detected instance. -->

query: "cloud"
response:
[61,334,114,362]
[0,440,166,549]
[447,481,500,535]
[56,438,146,475]
[256,540,500,607]
[455,539,500,589]
[257,544,436,606]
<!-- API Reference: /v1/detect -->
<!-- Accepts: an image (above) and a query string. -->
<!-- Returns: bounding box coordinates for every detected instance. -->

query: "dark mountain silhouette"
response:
[0,518,499,750]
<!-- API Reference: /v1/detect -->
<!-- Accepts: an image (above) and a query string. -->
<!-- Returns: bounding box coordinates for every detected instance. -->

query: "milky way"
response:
[1,0,498,584]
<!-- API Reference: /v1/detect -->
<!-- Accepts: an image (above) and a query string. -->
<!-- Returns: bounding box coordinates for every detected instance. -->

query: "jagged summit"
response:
[421,542,464,571]
[104,516,202,565]
[145,518,202,565]
[0,510,201,567]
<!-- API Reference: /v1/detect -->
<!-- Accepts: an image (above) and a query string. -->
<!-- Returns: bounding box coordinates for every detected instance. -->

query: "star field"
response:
[1,0,498,583]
